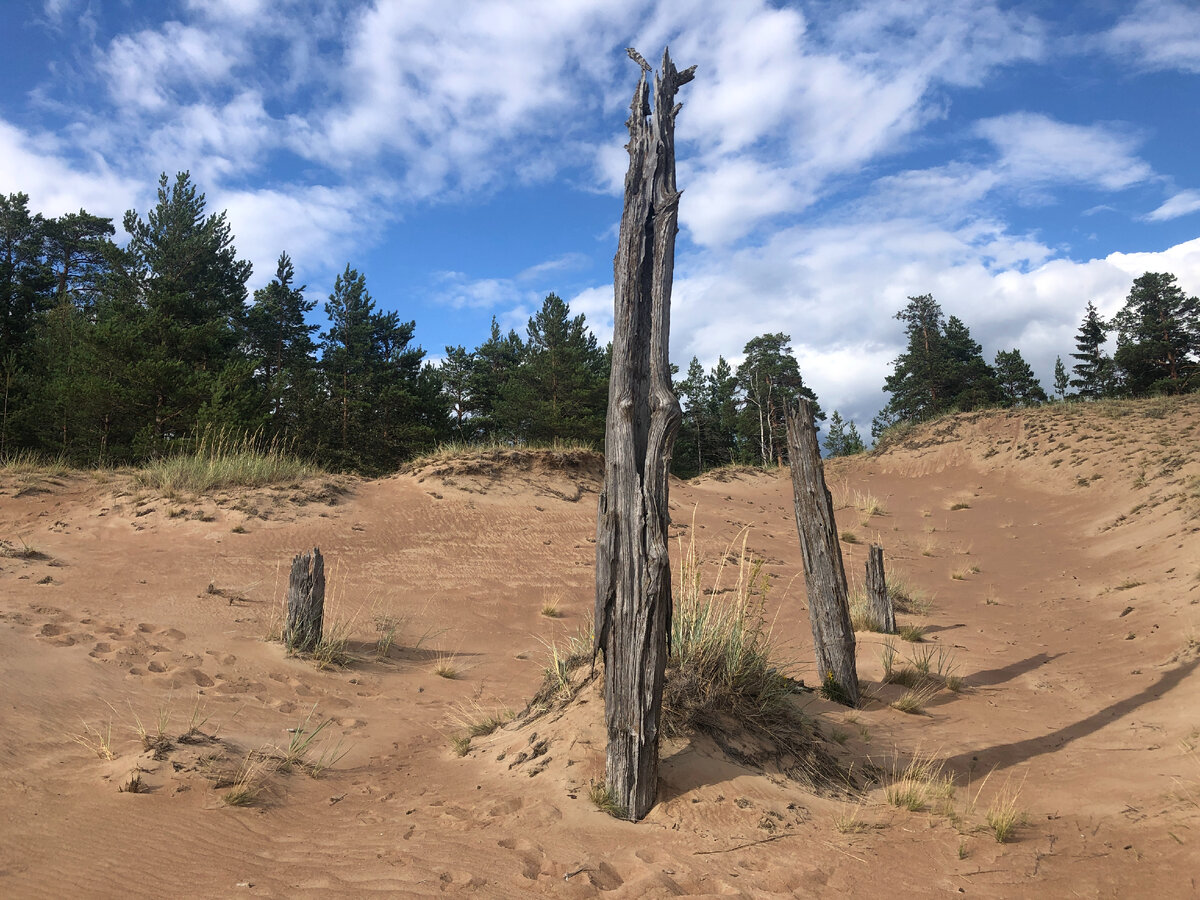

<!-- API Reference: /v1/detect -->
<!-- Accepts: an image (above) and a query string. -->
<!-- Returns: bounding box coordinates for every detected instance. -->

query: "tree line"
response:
[871,273,1200,440]
[0,173,823,476]
[6,173,1191,475]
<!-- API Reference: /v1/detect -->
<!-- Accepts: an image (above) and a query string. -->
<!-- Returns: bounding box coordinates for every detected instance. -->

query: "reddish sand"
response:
[1,398,1198,897]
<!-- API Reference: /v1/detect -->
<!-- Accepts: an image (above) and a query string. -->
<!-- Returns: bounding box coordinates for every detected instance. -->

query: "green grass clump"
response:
[897,624,926,643]
[134,427,319,494]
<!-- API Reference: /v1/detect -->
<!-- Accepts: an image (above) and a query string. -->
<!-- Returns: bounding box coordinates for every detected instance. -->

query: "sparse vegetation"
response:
[73,720,116,760]
[885,750,954,812]
[222,754,275,807]
[834,801,869,833]
[130,704,173,759]
[433,653,460,679]
[118,768,148,794]
[132,428,320,495]
[373,612,404,658]
[277,707,348,776]
[982,776,1027,843]
[890,685,936,714]
[589,780,629,819]
[897,624,925,642]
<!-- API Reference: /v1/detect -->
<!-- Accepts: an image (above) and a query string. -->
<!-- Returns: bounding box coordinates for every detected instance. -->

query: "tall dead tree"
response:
[285,547,325,654]
[594,47,694,821]
[865,544,895,634]
[786,398,860,706]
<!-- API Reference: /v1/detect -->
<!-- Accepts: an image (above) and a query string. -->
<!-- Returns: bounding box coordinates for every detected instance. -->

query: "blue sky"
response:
[3,0,1199,430]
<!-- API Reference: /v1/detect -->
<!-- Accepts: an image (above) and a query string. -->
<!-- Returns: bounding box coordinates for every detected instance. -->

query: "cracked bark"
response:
[786,398,860,706]
[593,47,694,821]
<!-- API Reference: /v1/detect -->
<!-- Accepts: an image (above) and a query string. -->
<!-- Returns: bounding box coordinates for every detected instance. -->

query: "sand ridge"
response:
[1,399,1198,897]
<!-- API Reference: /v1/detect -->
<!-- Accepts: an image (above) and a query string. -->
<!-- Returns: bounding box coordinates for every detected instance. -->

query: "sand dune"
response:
[2,397,1198,897]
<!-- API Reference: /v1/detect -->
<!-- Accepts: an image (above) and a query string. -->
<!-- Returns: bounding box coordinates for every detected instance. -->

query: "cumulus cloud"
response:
[0,119,142,218]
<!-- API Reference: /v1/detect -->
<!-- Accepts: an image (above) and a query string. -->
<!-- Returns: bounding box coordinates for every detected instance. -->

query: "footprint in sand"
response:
[497,837,545,880]
[170,668,215,688]
[147,659,170,674]
[39,623,70,637]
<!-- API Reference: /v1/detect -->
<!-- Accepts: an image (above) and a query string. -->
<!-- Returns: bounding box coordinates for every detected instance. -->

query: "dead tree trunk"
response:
[593,47,694,822]
[865,544,895,634]
[786,398,860,706]
[285,548,325,654]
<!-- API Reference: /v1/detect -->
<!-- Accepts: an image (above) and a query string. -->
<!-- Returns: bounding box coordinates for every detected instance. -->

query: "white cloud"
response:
[517,253,590,282]
[975,113,1153,194]
[1145,190,1200,222]
[99,22,240,112]
[217,184,381,293]
[1106,0,1200,73]
[0,119,142,218]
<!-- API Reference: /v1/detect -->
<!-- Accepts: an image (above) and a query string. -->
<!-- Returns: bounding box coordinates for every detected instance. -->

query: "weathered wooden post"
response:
[284,547,325,653]
[865,544,896,634]
[786,398,860,706]
[593,47,694,821]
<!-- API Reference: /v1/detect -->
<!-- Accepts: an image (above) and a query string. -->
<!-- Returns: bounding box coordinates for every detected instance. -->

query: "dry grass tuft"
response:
[74,720,117,760]
[834,800,870,833]
[222,754,276,807]
[522,518,849,792]
[885,750,955,812]
[979,773,1027,843]
[433,653,460,679]
[589,780,629,819]
[134,427,320,494]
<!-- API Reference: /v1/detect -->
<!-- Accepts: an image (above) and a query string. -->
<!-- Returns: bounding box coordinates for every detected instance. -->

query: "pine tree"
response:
[110,172,253,456]
[942,315,1001,410]
[1069,302,1116,398]
[497,294,607,445]
[440,345,476,440]
[469,317,524,440]
[735,333,821,467]
[1053,355,1069,400]
[1113,271,1200,395]
[43,210,115,310]
[674,356,710,477]
[319,264,439,471]
[707,356,740,465]
[246,252,317,439]
[824,411,867,457]
[880,294,947,425]
[994,348,1047,407]
[0,193,52,454]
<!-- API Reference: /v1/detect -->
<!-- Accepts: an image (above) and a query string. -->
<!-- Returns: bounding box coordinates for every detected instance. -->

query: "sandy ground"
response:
[1,398,1198,898]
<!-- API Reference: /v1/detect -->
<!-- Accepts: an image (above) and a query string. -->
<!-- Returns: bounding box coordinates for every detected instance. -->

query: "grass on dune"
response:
[405,438,598,471]
[527,517,847,795]
[134,428,320,494]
